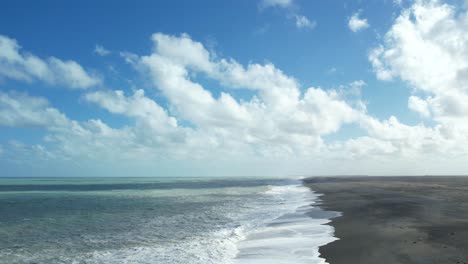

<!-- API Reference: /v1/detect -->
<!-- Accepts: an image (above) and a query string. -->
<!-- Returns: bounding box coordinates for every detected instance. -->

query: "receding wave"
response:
[233,181,340,264]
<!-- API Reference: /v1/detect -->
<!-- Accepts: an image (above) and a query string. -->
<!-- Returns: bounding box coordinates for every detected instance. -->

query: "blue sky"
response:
[1,0,468,176]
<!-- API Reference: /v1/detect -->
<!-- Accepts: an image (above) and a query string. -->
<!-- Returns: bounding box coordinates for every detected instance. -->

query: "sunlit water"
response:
[0,177,338,264]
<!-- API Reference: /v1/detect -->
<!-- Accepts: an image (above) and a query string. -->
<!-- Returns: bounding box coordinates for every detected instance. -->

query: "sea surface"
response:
[0,177,338,264]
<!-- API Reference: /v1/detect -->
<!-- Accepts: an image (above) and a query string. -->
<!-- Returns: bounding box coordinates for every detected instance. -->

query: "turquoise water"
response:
[0,177,337,264]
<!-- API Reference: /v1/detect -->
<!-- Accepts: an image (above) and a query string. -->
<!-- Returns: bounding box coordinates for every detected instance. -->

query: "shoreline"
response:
[233,181,338,264]
[304,176,468,264]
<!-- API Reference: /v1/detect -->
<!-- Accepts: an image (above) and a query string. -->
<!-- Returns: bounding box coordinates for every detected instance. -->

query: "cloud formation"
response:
[295,15,316,29]
[2,0,468,176]
[348,12,370,32]
[0,91,68,128]
[94,45,111,56]
[0,32,367,174]
[139,33,362,145]
[0,35,101,89]
[370,0,468,122]
[259,0,315,30]
[365,0,468,161]
[370,0,468,127]
[260,0,293,8]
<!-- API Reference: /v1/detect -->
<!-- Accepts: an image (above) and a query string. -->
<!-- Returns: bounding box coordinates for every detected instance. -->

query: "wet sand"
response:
[304,176,468,264]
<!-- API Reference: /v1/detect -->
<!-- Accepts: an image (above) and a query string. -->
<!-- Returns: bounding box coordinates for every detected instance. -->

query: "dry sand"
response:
[304,176,468,264]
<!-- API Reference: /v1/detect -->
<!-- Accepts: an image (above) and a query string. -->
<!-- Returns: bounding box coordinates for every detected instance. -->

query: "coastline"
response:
[304,176,468,264]
[233,180,339,264]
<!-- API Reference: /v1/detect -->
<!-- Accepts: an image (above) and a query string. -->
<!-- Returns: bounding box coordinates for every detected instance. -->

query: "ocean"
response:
[0,177,338,264]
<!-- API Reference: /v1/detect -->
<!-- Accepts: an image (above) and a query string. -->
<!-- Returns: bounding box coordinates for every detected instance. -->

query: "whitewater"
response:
[0,177,339,264]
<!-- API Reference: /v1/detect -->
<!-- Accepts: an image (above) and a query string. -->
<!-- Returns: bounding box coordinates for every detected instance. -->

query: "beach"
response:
[305,176,468,264]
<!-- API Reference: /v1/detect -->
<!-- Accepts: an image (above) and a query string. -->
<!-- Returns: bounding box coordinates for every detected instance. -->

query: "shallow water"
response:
[0,177,338,264]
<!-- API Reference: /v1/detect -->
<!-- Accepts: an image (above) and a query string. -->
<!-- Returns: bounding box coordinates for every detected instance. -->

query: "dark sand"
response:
[304,177,468,264]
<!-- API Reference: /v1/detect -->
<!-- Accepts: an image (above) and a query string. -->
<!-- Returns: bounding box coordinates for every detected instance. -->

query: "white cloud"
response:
[0,91,69,128]
[341,136,397,158]
[139,33,362,144]
[408,96,431,117]
[358,114,468,159]
[352,8,468,160]
[48,58,101,89]
[0,32,367,170]
[85,89,178,132]
[0,90,150,163]
[327,67,337,74]
[10,32,458,174]
[0,35,101,89]
[344,80,366,96]
[349,80,366,89]
[369,0,468,122]
[119,51,139,65]
[94,44,110,56]
[5,23,468,175]
[295,15,316,29]
[335,29,468,165]
[260,0,293,8]
[259,0,314,31]
[369,46,394,80]
[348,12,370,32]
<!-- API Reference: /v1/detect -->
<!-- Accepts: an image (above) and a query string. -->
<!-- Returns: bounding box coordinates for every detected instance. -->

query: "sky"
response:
[1,0,468,177]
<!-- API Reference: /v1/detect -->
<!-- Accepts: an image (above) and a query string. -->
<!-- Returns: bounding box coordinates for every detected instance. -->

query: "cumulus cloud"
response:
[0,32,370,172]
[0,90,152,163]
[348,12,370,32]
[139,33,362,147]
[5,30,461,175]
[369,0,468,122]
[343,2,468,163]
[341,136,397,158]
[0,35,101,89]
[349,80,366,91]
[5,17,468,175]
[358,0,468,167]
[295,15,316,29]
[0,91,69,128]
[358,114,468,160]
[260,0,293,8]
[259,0,315,31]
[408,96,431,117]
[94,44,110,56]
[85,89,178,132]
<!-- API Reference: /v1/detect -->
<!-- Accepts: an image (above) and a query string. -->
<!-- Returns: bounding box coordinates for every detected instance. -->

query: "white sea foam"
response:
[81,181,339,264]
[76,181,338,264]
[233,180,339,264]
